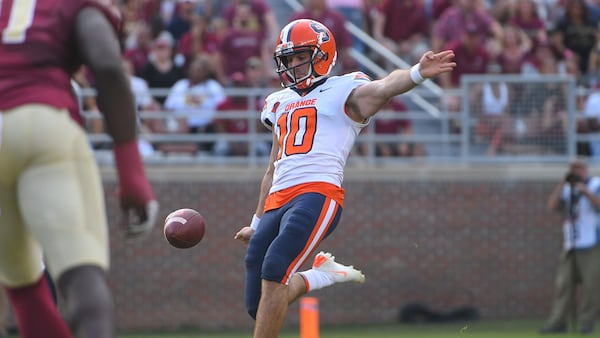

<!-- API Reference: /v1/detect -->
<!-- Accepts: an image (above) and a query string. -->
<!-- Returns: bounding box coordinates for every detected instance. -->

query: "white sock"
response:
[299,269,335,292]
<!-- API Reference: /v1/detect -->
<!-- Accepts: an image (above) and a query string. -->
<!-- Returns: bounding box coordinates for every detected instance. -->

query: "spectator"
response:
[123,58,161,113]
[223,0,280,43]
[166,0,202,41]
[475,63,511,156]
[358,97,425,157]
[120,0,149,41]
[211,16,230,42]
[214,71,271,156]
[327,0,366,53]
[540,158,600,335]
[564,47,583,81]
[489,0,517,24]
[218,1,272,78]
[537,90,567,153]
[138,0,170,27]
[439,23,491,89]
[371,0,429,66]
[177,14,221,63]
[206,0,232,19]
[123,22,153,75]
[139,31,185,105]
[71,66,107,149]
[550,0,597,75]
[518,42,565,117]
[164,55,226,154]
[438,22,491,116]
[585,21,600,84]
[494,24,533,74]
[521,39,561,75]
[244,56,273,90]
[362,0,381,39]
[429,0,453,22]
[431,0,504,55]
[541,0,568,30]
[507,0,548,44]
[582,85,600,157]
[517,46,568,152]
[177,13,223,79]
[123,58,160,157]
[589,0,600,24]
[290,0,359,73]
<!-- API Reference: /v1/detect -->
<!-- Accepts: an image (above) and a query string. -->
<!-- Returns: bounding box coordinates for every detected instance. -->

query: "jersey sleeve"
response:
[350,71,372,84]
[332,72,371,99]
[342,71,372,125]
[260,92,285,131]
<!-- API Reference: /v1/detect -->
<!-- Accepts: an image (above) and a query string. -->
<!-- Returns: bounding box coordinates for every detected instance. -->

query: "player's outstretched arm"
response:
[346,50,456,122]
[74,7,158,238]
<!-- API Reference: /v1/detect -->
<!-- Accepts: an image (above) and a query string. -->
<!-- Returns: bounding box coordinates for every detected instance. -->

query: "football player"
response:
[234,18,455,338]
[0,1,158,337]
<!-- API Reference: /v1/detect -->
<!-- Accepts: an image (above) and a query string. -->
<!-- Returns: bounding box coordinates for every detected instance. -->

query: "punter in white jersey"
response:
[234,18,456,338]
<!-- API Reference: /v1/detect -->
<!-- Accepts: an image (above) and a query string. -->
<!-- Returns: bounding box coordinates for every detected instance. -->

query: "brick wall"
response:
[103,165,567,331]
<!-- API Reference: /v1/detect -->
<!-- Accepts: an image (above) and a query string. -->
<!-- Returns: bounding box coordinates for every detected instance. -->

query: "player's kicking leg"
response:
[298,251,365,292]
[254,252,365,338]
[286,251,365,304]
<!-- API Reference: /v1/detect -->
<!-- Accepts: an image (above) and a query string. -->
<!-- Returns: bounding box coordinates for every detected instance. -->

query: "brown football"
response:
[163,208,205,249]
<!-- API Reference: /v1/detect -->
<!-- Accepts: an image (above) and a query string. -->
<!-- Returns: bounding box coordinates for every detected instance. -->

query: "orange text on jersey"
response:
[284,98,317,111]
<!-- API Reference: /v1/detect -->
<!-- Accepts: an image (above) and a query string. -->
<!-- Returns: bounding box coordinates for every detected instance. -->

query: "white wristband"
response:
[250,214,261,231]
[410,63,425,85]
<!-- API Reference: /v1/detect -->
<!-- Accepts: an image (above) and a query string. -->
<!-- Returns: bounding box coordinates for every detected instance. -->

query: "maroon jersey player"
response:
[0,1,158,338]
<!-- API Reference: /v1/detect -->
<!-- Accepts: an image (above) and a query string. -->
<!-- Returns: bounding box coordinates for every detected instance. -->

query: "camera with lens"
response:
[565,171,583,184]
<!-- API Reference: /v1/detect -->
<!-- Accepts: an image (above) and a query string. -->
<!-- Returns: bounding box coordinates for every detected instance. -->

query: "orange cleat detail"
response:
[312,251,365,283]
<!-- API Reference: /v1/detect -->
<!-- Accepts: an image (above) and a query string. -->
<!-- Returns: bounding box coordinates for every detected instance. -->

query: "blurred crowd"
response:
[80,0,600,158]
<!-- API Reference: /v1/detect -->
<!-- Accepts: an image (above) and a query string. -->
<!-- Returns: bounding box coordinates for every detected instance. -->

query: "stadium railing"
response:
[82,74,595,167]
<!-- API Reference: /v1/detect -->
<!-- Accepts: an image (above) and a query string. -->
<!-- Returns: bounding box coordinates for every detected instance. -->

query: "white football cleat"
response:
[312,251,365,284]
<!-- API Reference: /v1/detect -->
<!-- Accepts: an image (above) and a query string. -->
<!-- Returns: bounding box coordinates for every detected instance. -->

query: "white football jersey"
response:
[261,72,371,194]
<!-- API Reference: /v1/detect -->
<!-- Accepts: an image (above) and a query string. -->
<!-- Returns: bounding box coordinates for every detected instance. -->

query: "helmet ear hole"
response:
[314,49,326,61]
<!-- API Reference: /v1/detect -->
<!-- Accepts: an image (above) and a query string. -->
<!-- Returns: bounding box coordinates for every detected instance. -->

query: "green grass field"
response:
[43,319,582,338]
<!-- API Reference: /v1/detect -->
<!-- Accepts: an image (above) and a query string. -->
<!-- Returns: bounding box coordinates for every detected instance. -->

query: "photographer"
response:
[540,158,600,335]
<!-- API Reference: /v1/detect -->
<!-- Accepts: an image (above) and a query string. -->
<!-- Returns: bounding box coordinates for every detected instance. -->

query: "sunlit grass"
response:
[14,318,579,338]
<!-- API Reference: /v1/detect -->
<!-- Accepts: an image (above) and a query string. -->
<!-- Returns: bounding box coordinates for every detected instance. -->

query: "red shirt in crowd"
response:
[376,0,428,41]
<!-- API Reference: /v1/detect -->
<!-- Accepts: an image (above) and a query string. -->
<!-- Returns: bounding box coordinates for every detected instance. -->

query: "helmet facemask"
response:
[274,45,328,90]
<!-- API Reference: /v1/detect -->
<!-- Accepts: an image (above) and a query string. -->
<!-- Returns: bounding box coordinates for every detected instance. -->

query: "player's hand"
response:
[234,226,255,244]
[418,50,456,78]
[114,140,158,238]
[118,175,158,238]
[121,199,159,238]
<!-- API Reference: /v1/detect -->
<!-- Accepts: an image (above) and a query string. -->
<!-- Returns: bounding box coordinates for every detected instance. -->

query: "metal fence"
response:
[83,74,594,167]
[460,74,578,163]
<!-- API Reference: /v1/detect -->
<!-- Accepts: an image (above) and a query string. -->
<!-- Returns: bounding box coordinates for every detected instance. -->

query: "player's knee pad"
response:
[261,252,289,283]
[244,249,262,270]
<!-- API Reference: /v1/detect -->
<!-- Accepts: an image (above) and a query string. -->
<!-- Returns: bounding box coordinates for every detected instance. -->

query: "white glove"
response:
[124,200,160,238]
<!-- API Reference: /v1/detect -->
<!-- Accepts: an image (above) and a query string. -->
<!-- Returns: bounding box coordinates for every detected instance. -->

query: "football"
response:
[164,208,205,249]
